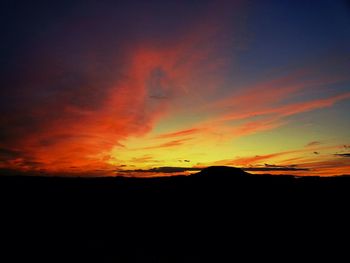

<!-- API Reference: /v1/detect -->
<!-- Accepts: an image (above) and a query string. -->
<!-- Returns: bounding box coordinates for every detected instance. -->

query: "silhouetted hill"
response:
[193,165,249,177]
[1,166,350,262]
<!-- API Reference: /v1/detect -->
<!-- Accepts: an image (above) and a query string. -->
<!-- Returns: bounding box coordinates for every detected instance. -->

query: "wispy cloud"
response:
[155,128,201,139]
[137,138,192,150]
[213,151,297,166]
[306,141,322,147]
[231,118,285,137]
[217,92,350,123]
[243,166,308,172]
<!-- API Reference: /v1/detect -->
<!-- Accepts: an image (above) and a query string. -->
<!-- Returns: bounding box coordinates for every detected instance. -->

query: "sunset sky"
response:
[1,0,349,176]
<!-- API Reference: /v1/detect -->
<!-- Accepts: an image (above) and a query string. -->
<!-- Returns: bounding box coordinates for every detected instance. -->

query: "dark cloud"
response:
[149,95,170,100]
[244,164,308,171]
[118,164,309,174]
[0,168,29,176]
[0,148,22,160]
[120,167,202,174]
[335,153,350,157]
[147,68,171,100]
[306,141,322,147]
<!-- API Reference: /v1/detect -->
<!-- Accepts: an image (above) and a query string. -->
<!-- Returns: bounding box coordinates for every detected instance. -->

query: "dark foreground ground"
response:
[1,166,350,262]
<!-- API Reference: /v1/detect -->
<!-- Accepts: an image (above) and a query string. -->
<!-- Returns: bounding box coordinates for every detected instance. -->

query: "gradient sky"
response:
[1,0,350,176]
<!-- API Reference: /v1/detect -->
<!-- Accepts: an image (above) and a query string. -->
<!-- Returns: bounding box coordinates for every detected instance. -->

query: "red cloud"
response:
[0,3,239,174]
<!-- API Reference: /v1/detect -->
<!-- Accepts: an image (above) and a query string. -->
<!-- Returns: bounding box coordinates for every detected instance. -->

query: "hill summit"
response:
[193,166,249,178]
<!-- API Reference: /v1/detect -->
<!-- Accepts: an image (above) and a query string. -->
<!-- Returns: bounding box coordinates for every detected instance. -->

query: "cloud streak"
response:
[137,139,192,151]
[156,128,201,139]
[306,141,322,147]
[119,166,202,174]
[335,153,350,157]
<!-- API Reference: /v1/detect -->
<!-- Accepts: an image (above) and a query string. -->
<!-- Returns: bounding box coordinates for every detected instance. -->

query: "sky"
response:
[1,0,350,177]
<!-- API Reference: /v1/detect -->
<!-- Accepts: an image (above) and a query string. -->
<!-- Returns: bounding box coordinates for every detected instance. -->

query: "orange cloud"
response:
[138,138,192,151]
[183,64,350,143]
[200,91,350,142]
[145,89,350,145]
[231,118,285,137]
[209,66,347,112]
[217,91,350,123]
[214,151,297,167]
[208,144,349,174]
[155,128,201,139]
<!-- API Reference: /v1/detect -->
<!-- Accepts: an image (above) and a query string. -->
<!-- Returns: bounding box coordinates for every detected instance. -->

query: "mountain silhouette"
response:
[1,166,350,262]
[193,165,249,178]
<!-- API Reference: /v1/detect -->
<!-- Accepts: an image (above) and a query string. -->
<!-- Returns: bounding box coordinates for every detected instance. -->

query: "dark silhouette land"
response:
[1,166,350,262]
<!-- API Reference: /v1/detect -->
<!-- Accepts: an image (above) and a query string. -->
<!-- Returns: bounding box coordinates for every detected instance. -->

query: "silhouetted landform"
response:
[194,165,250,177]
[1,166,350,262]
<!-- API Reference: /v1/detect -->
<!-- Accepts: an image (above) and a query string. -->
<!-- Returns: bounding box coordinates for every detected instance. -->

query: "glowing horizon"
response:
[1,0,349,177]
